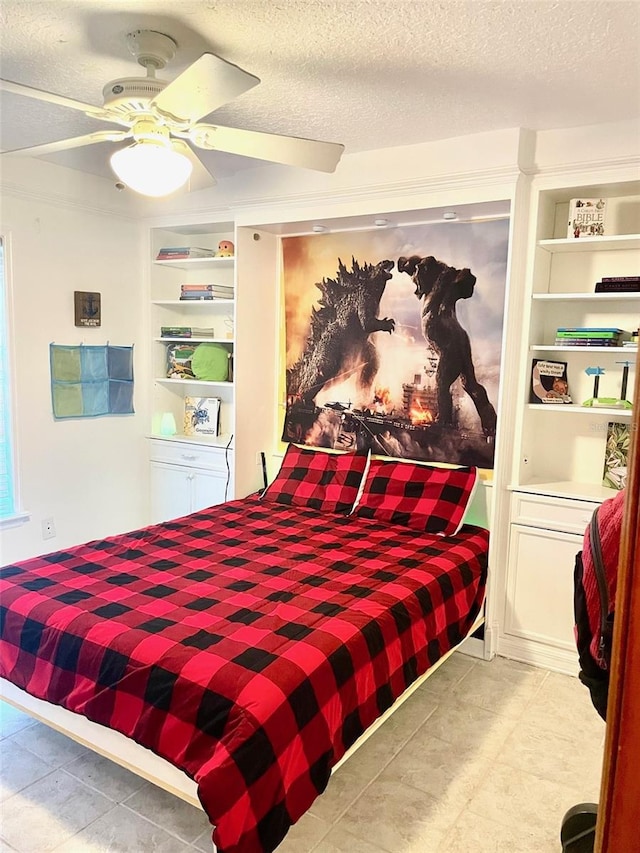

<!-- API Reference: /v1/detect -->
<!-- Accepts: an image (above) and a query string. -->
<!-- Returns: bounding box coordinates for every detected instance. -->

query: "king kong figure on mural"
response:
[398,254,497,436]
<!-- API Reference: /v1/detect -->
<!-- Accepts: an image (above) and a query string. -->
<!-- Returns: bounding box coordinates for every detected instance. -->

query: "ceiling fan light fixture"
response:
[110,139,192,197]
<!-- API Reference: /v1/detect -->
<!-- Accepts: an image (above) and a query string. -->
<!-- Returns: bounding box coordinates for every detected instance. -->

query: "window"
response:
[0,237,22,522]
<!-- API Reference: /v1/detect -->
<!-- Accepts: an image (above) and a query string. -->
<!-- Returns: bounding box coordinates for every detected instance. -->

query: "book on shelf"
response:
[556,327,624,334]
[180,284,234,292]
[555,338,620,348]
[179,294,214,301]
[530,359,572,404]
[567,198,607,239]
[161,326,192,338]
[183,396,221,436]
[180,285,233,299]
[191,328,216,338]
[602,421,630,491]
[156,247,217,260]
[595,277,640,293]
[556,329,625,343]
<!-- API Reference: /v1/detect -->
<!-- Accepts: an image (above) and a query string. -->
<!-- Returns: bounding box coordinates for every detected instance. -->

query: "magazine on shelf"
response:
[602,422,630,490]
[530,359,572,404]
[567,198,607,238]
[183,397,221,436]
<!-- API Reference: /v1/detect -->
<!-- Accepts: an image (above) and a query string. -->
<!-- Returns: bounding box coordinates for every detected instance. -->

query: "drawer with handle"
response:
[149,438,229,472]
[511,492,600,534]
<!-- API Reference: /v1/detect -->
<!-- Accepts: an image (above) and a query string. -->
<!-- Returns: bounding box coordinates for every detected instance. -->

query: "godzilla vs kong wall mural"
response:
[282,218,509,468]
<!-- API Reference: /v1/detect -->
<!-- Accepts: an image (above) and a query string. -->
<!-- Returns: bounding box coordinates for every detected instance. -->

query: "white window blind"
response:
[0,237,16,519]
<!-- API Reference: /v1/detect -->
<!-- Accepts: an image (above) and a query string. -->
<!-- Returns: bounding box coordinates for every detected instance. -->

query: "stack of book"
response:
[161,326,192,338]
[555,327,627,347]
[160,326,217,338]
[156,247,216,260]
[595,275,640,293]
[179,284,234,301]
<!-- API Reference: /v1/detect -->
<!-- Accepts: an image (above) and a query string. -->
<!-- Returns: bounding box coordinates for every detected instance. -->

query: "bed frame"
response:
[0,611,484,813]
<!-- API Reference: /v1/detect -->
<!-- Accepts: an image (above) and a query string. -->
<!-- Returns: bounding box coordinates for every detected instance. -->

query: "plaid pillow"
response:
[354,459,478,536]
[262,445,370,514]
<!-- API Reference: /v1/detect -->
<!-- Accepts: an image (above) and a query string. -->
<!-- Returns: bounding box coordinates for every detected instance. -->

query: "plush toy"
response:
[216,240,234,257]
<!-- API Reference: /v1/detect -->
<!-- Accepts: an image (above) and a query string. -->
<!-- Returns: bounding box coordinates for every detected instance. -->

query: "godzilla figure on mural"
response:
[287,257,395,403]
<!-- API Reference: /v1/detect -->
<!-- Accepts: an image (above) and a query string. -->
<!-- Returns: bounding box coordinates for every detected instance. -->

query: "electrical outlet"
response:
[42,517,56,540]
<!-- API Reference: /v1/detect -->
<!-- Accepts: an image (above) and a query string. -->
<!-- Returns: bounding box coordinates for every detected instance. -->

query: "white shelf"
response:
[154,337,233,344]
[154,256,235,269]
[526,404,633,417]
[538,234,640,253]
[155,378,234,390]
[532,292,639,302]
[512,481,619,503]
[152,299,234,307]
[530,345,637,354]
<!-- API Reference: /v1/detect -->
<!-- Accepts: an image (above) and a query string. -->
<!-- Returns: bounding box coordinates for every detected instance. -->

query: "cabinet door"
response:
[505,525,581,651]
[150,462,192,524]
[192,469,229,512]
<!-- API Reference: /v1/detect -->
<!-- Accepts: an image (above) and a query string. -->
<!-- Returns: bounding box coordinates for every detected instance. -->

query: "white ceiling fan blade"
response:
[189,124,344,173]
[171,140,217,192]
[2,130,132,157]
[0,78,108,118]
[150,53,260,124]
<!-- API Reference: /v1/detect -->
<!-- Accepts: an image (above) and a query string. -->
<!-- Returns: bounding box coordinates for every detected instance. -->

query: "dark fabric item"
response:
[0,495,488,853]
[574,551,610,721]
[580,490,624,663]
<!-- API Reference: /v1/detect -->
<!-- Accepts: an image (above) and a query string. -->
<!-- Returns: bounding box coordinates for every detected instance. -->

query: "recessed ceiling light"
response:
[374,218,388,227]
[312,225,326,233]
[442,211,457,220]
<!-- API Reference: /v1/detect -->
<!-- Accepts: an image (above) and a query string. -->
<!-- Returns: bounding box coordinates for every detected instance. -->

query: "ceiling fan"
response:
[0,29,345,196]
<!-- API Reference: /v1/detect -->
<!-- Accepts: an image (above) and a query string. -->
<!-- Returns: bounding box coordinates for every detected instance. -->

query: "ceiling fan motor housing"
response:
[102,77,166,118]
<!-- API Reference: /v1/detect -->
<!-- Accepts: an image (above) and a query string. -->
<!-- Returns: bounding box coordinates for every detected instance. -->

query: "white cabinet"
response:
[149,438,232,523]
[501,491,601,673]
[501,176,639,673]
[146,218,280,518]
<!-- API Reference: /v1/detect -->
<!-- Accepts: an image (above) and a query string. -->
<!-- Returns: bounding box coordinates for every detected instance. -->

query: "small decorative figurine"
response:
[216,240,234,257]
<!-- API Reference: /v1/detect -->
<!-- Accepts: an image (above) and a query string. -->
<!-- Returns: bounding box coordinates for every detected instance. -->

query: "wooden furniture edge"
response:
[595,367,640,851]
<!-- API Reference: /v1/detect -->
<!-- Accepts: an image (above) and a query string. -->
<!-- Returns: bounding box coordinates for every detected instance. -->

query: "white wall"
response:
[1,160,147,563]
[1,119,637,568]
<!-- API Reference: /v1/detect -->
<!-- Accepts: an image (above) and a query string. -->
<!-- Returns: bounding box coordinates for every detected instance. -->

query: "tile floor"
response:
[0,653,605,853]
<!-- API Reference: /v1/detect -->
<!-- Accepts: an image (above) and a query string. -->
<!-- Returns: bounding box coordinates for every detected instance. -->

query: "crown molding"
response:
[0,179,143,222]
[177,163,524,220]
[525,154,640,179]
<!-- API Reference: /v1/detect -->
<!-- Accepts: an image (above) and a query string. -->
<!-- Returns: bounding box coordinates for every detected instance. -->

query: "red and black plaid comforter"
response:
[0,496,488,853]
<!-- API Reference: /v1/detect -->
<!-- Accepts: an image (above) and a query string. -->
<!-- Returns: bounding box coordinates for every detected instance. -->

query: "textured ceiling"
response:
[1,0,639,184]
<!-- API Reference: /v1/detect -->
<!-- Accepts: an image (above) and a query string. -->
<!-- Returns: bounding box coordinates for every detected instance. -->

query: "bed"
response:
[0,448,489,853]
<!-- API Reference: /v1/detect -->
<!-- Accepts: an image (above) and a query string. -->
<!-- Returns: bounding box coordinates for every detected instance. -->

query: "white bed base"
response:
[0,611,485,813]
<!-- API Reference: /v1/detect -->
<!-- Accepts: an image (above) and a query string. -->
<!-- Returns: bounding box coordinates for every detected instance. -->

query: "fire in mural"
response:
[281,217,509,468]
